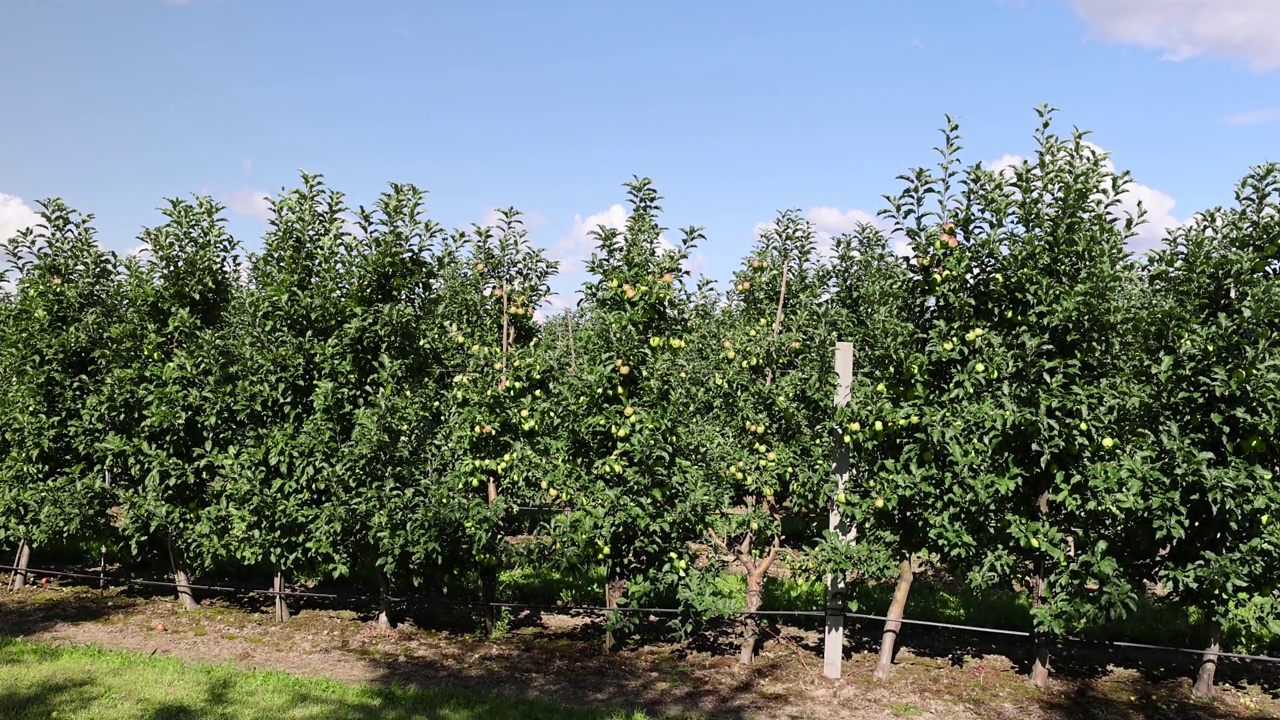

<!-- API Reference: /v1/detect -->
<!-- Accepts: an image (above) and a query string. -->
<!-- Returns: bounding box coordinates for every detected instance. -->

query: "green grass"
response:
[0,638,653,720]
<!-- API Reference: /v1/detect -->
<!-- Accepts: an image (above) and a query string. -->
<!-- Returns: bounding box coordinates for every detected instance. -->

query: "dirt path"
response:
[2,584,1275,720]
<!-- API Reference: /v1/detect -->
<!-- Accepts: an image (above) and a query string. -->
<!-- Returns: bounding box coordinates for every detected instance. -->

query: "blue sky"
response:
[2,0,1278,304]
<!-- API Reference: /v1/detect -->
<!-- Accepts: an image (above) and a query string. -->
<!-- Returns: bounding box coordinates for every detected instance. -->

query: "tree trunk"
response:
[273,569,290,623]
[481,476,500,636]
[376,569,394,630]
[874,557,915,680]
[1030,635,1051,688]
[166,535,198,611]
[604,579,626,653]
[1192,623,1221,698]
[1030,568,1050,688]
[9,540,30,591]
[481,565,497,636]
[739,575,764,665]
[737,534,780,666]
[98,545,108,593]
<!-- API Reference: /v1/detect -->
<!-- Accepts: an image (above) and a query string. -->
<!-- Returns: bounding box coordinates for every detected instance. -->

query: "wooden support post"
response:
[824,341,854,680]
[273,569,290,623]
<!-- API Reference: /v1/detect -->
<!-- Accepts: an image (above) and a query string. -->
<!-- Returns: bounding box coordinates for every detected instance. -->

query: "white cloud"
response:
[682,251,709,276]
[223,187,273,222]
[983,144,1181,252]
[1119,181,1181,253]
[1223,108,1280,127]
[986,153,1024,176]
[535,291,582,322]
[1068,0,1280,71]
[0,193,40,246]
[754,206,900,258]
[550,204,627,275]
[338,212,363,238]
[805,206,879,235]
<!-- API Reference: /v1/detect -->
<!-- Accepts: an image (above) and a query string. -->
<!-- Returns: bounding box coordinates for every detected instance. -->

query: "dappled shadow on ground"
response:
[1036,676,1273,720]
[899,622,1280,694]
[0,679,96,720]
[0,583,133,638]
[0,650,642,720]
[5,584,1279,720]
[365,616,785,719]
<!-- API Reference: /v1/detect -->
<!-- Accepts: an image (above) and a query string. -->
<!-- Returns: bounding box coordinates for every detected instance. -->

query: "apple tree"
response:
[697,209,836,663]
[0,200,118,589]
[549,177,716,649]
[942,109,1150,686]
[323,183,453,626]
[1135,162,1280,696]
[219,174,356,602]
[434,208,559,634]
[94,196,243,610]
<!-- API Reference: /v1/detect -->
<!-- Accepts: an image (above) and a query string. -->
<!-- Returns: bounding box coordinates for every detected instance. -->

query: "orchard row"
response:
[1,108,1277,692]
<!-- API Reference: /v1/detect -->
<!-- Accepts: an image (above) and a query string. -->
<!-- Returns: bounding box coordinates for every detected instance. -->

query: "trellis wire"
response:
[5,563,1279,665]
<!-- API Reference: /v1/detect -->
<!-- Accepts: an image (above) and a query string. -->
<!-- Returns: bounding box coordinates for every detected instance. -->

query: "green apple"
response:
[974,363,986,374]
[1101,437,1115,449]
[837,492,847,504]
[850,422,862,433]
[874,497,885,509]
[1030,537,1040,549]
[1079,422,1088,431]
[942,341,954,351]
[727,350,736,360]
[873,420,884,432]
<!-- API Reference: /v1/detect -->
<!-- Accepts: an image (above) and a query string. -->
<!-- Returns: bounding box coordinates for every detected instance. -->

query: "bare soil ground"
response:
[1,581,1277,720]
